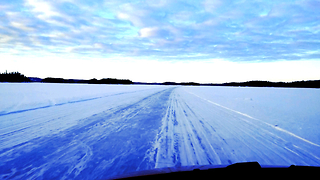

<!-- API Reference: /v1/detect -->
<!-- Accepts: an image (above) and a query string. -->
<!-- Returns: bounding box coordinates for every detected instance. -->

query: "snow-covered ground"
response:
[1,83,320,179]
[0,83,163,115]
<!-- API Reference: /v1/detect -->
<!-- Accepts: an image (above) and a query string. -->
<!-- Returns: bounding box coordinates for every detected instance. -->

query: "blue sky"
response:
[1,0,320,83]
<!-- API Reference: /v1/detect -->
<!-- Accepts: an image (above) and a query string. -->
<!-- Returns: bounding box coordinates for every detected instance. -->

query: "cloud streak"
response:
[1,0,320,63]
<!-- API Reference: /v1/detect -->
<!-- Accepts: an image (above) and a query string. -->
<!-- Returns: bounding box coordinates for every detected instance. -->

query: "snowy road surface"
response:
[1,84,320,179]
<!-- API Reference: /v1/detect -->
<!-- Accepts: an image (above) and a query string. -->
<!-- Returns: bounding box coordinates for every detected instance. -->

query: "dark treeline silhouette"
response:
[133,82,162,85]
[42,78,89,84]
[1,71,320,88]
[160,80,320,88]
[162,82,200,86]
[0,71,30,82]
[42,78,69,83]
[0,71,133,85]
[162,82,178,85]
[42,77,133,84]
[88,78,133,84]
[180,82,200,86]
[216,80,320,88]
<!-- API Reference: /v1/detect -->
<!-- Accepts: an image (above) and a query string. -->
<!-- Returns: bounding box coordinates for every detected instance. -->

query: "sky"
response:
[1,0,320,83]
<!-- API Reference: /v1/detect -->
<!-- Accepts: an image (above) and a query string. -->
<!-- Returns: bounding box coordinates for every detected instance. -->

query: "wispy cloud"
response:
[1,0,320,62]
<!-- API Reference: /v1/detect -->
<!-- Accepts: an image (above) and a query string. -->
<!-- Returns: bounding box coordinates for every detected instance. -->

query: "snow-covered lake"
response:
[1,83,320,179]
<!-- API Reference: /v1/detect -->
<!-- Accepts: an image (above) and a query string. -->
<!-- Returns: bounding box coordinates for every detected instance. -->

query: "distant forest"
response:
[0,71,30,82]
[217,80,320,88]
[1,71,320,88]
[41,77,133,85]
[0,71,133,84]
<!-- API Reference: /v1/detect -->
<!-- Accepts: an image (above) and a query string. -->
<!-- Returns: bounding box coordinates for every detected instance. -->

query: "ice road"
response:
[1,84,320,179]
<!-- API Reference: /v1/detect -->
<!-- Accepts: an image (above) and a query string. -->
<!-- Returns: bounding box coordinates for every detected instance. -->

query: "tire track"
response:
[186,90,320,148]
[0,87,160,117]
[0,87,169,151]
[183,88,320,166]
[149,88,222,168]
[0,87,175,180]
[148,87,320,169]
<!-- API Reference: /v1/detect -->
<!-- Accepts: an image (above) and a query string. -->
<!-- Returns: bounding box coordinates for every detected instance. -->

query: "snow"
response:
[184,86,320,145]
[1,84,320,179]
[0,83,163,115]
[0,83,167,150]
[146,87,320,168]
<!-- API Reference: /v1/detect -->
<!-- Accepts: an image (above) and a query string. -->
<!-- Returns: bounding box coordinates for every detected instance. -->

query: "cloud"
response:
[146,0,170,8]
[202,0,223,13]
[139,27,172,38]
[25,0,61,19]
[139,27,159,38]
[116,3,164,28]
[10,21,35,31]
[0,0,319,63]
[117,12,145,27]
[0,35,14,43]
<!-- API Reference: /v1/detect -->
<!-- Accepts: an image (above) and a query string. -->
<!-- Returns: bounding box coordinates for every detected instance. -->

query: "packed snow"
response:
[0,83,320,179]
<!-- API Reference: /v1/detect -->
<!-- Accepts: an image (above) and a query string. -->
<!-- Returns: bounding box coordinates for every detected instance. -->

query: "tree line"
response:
[41,77,133,84]
[1,71,319,88]
[216,80,320,88]
[0,71,30,82]
[0,71,133,84]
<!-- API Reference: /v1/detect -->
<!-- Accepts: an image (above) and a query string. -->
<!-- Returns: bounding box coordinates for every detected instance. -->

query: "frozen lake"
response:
[1,83,320,179]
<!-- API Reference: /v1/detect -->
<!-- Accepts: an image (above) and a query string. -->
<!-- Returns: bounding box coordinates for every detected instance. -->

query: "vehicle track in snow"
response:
[147,87,320,168]
[0,87,157,117]
[0,87,174,179]
[0,86,168,150]
[1,86,320,180]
